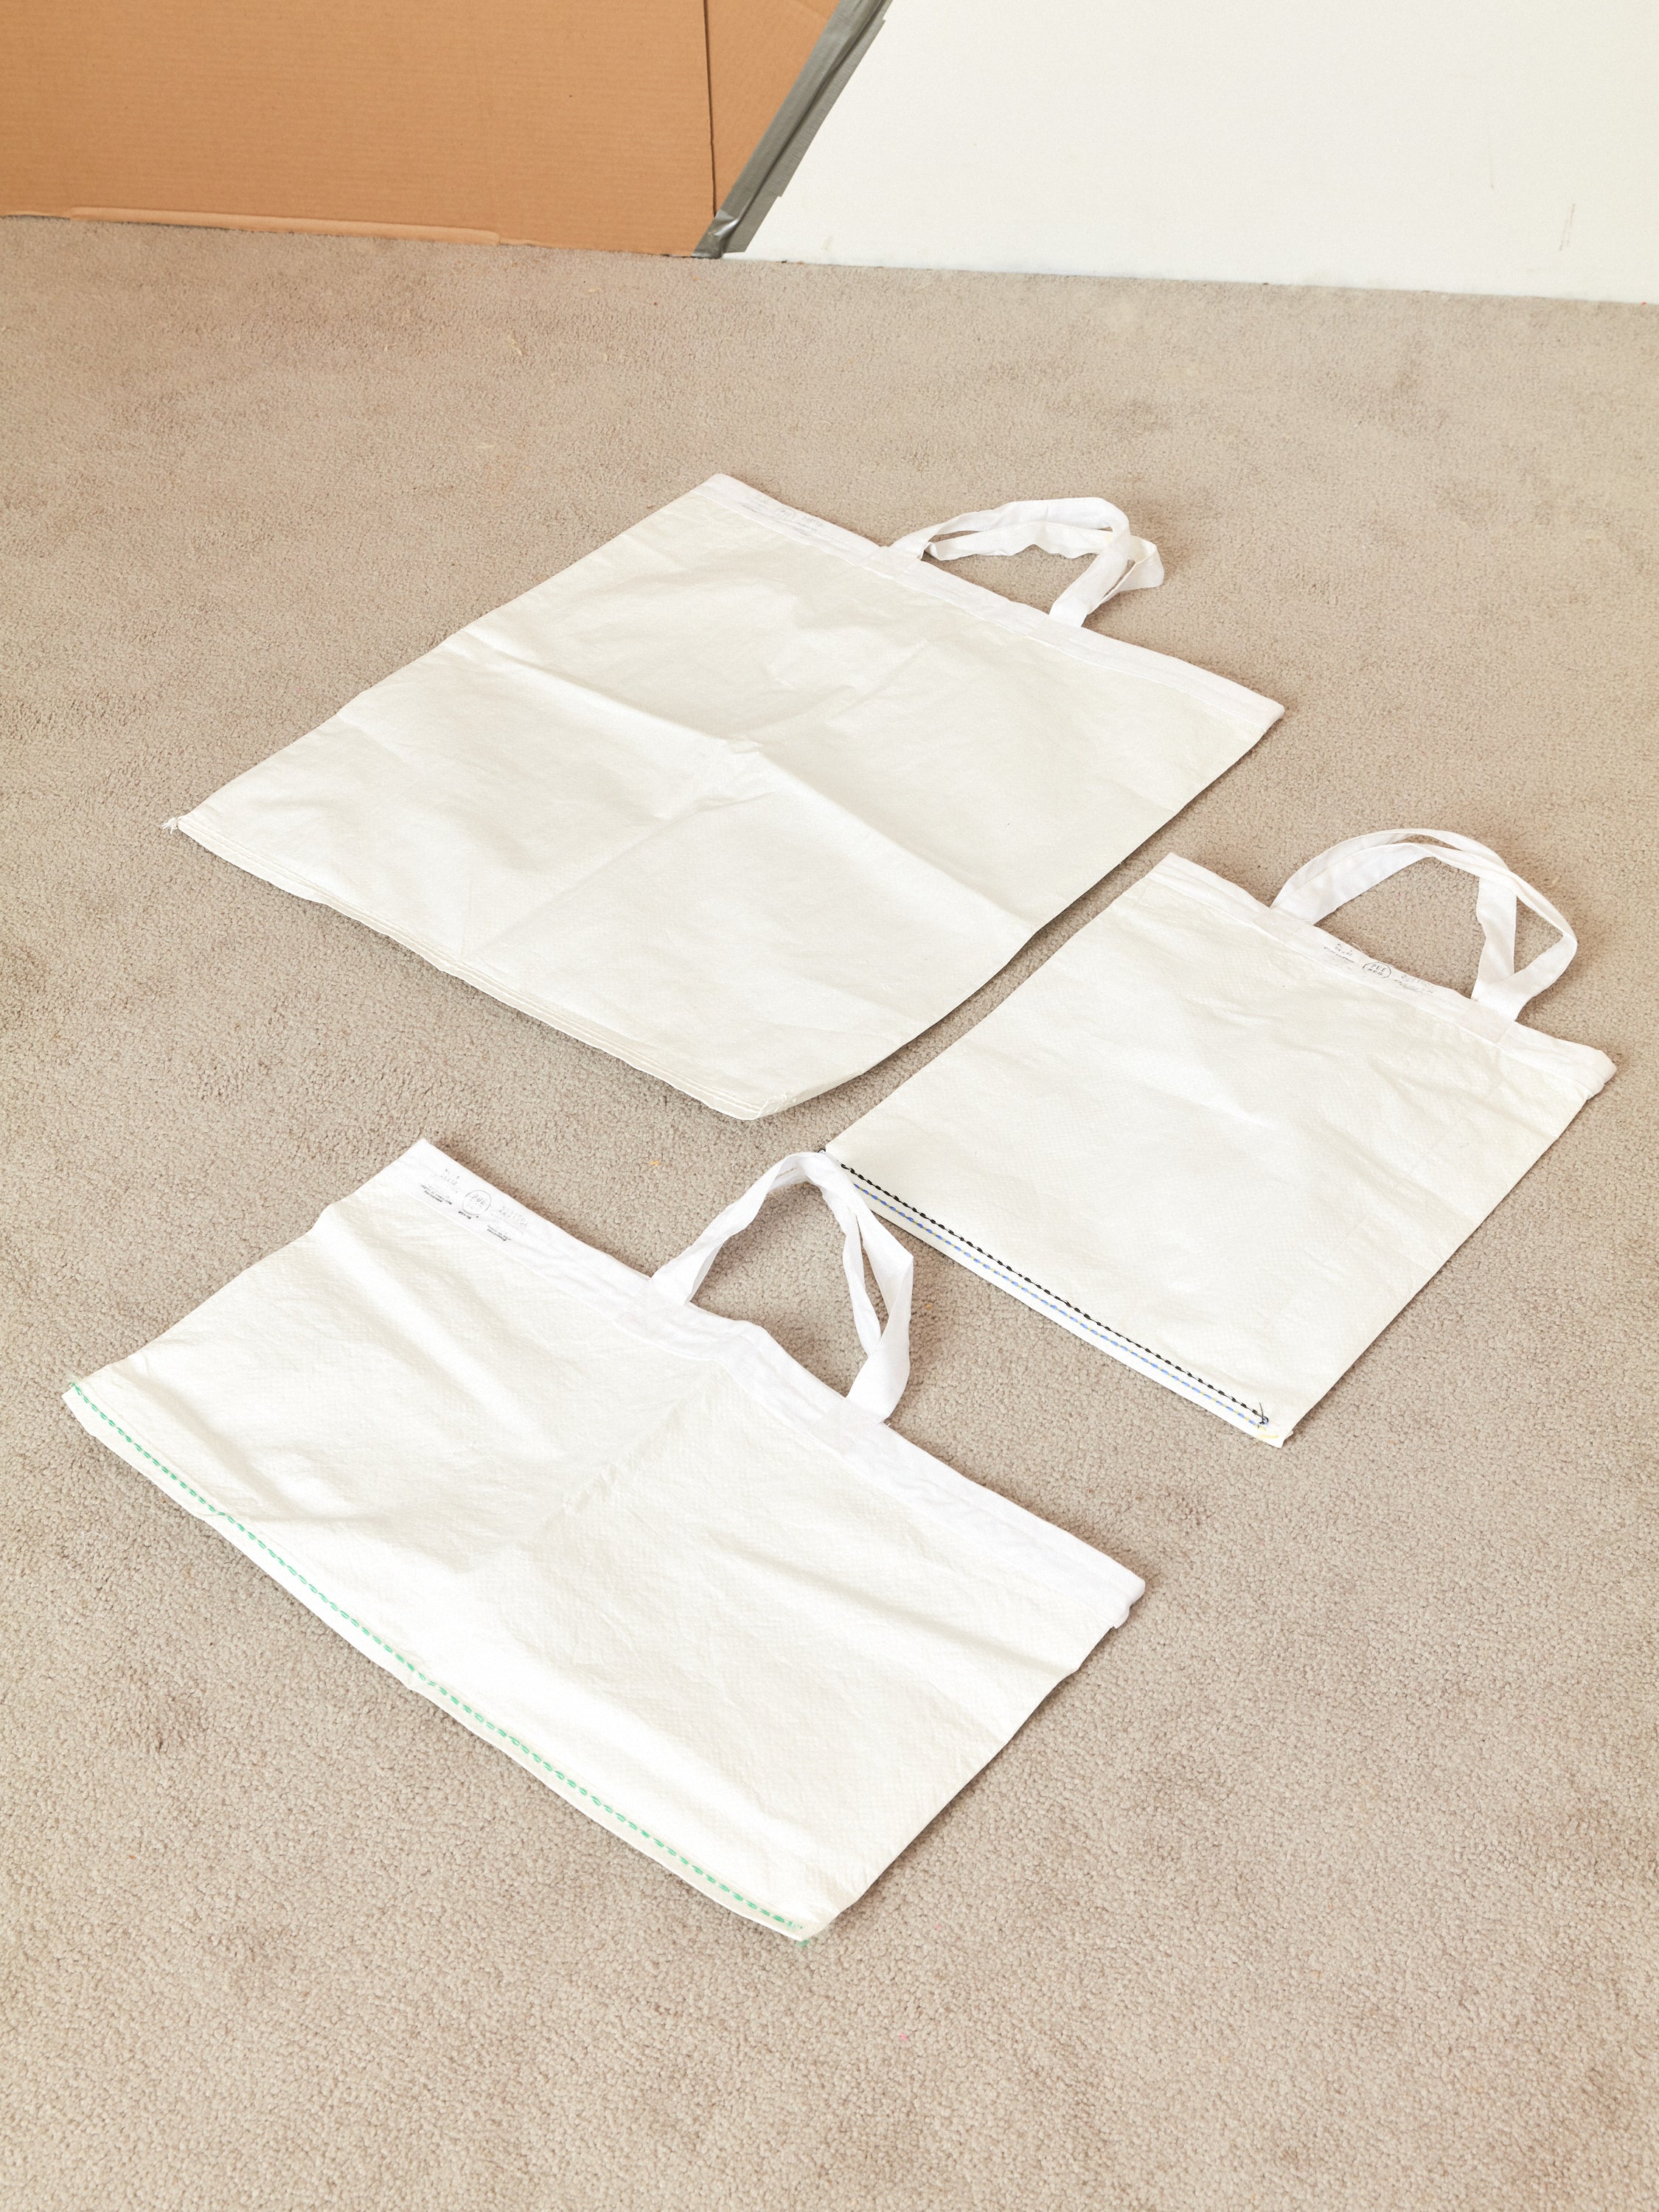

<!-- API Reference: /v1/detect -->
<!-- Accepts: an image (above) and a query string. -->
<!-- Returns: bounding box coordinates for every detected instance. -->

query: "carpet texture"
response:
[2,216,1655,2211]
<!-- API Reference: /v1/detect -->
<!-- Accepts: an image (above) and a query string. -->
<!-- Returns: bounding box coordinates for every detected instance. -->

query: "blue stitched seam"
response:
[842,1169,1273,1430]
[67,1384,803,1931]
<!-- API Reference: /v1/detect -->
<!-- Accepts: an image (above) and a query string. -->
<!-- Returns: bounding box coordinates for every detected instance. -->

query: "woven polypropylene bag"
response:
[66,1144,1142,1935]
[173,476,1279,1116]
[832,831,1613,1444]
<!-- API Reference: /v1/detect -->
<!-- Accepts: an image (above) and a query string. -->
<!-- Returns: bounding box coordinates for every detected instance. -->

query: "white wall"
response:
[740,0,1659,302]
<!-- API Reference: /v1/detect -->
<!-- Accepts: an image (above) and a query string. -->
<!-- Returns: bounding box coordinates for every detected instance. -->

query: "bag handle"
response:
[890,496,1163,627]
[1270,828,1578,1019]
[652,1152,913,1421]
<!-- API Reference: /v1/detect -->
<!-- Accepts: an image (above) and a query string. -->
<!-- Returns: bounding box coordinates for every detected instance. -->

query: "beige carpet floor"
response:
[3,216,1656,2211]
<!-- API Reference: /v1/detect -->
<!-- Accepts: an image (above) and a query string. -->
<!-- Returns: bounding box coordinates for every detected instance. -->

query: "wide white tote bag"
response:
[65,1143,1142,1937]
[830,831,1614,1445]
[173,476,1281,1118]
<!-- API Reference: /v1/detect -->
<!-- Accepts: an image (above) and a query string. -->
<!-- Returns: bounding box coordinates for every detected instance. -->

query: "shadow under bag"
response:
[831,830,1614,1444]
[171,476,1279,1116]
[66,1145,1141,1937]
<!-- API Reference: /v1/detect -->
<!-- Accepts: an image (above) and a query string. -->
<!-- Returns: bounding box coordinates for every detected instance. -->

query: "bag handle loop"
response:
[890,496,1163,627]
[652,1152,913,1421]
[1271,828,1578,1020]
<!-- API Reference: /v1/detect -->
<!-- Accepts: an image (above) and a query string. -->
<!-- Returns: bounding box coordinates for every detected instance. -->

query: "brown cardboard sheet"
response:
[706,0,837,205]
[1,0,736,254]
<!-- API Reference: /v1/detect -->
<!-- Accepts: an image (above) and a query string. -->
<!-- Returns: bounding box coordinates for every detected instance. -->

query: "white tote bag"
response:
[65,1143,1141,1937]
[173,475,1281,1118]
[830,831,1614,1445]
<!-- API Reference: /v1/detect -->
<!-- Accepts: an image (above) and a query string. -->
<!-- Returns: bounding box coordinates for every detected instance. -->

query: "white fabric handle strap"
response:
[890,496,1163,627]
[652,1152,914,1422]
[1271,828,1577,1020]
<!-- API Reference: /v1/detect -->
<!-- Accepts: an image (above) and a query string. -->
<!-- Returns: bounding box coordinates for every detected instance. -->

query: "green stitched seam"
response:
[69,1384,801,1932]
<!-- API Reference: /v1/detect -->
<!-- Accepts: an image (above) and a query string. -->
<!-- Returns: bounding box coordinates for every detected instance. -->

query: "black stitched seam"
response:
[843,1166,1272,1428]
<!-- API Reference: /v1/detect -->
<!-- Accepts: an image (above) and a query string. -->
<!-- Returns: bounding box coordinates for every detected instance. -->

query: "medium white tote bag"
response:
[830,831,1614,1445]
[66,1143,1142,1937]
[173,475,1281,1118]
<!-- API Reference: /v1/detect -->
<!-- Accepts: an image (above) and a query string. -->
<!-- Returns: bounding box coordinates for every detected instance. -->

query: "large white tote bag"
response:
[173,476,1281,1117]
[830,831,1614,1445]
[65,1144,1141,1937]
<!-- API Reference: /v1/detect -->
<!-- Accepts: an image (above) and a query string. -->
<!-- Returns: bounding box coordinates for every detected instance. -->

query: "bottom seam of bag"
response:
[66,1383,805,1933]
[838,1170,1274,1433]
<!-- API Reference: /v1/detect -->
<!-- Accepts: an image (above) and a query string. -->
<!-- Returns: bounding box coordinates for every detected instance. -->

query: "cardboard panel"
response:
[706,0,837,205]
[487,1,714,252]
[1,0,714,254]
